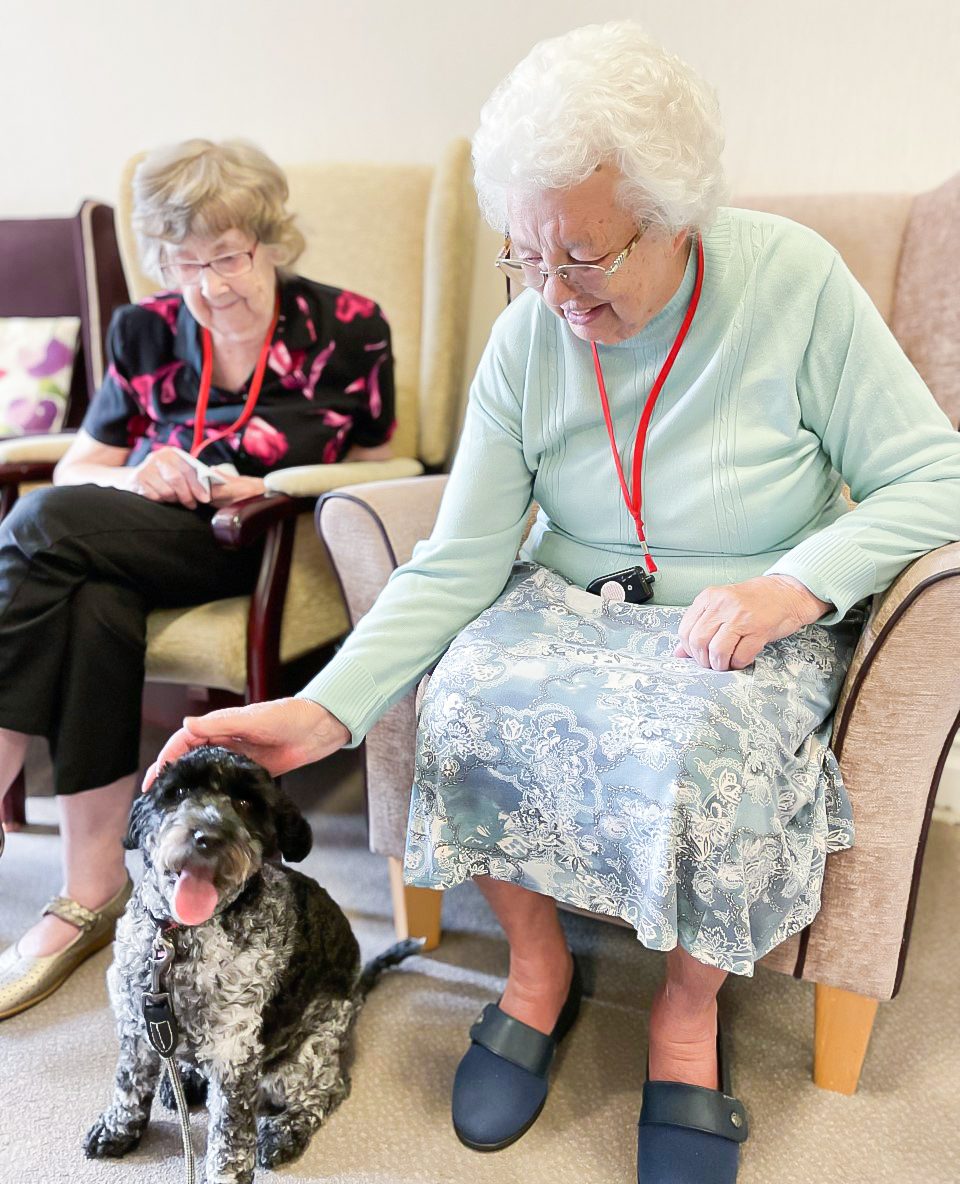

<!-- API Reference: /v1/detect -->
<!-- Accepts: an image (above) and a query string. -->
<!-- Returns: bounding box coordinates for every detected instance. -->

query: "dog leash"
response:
[143,924,196,1184]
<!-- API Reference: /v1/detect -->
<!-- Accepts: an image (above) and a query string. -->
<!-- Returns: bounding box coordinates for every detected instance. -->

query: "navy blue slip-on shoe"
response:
[637,1019,748,1183]
[452,954,583,1152]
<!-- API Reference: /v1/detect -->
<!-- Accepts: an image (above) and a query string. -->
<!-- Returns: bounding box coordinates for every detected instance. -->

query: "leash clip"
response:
[151,926,176,994]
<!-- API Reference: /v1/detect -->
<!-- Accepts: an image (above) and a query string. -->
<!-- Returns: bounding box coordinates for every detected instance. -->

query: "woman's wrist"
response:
[298,697,351,757]
[765,574,833,623]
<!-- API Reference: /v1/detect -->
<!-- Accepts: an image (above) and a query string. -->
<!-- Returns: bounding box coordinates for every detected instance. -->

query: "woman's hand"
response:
[208,471,267,506]
[675,575,832,671]
[142,697,351,790]
[128,447,211,508]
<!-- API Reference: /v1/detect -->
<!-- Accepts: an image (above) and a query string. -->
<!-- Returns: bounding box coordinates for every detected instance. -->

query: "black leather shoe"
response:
[637,1018,748,1183]
[452,954,583,1151]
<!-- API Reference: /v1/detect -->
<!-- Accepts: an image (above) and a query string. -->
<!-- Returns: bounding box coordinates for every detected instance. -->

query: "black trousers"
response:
[0,486,263,795]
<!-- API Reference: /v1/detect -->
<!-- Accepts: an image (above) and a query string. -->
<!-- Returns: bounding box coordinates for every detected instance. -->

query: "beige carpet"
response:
[1,742,958,1184]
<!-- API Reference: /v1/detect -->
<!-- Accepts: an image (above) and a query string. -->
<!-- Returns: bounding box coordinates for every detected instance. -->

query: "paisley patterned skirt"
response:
[403,563,862,976]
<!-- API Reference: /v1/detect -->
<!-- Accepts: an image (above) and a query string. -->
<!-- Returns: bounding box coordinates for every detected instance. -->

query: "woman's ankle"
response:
[500,943,573,1034]
[66,870,129,908]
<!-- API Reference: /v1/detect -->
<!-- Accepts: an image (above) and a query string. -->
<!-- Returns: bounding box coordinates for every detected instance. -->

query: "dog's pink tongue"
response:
[171,868,219,926]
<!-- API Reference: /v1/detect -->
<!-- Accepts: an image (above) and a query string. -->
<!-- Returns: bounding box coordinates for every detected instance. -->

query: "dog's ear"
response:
[274,791,313,863]
[124,792,153,851]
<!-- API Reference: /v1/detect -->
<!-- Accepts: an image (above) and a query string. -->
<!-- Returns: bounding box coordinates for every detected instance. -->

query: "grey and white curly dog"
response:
[84,744,417,1184]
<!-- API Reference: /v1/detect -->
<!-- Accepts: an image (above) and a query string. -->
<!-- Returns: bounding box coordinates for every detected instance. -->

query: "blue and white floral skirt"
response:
[403,563,862,976]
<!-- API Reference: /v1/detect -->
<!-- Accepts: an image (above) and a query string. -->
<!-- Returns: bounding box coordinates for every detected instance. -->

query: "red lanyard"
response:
[590,236,704,574]
[190,295,281,459]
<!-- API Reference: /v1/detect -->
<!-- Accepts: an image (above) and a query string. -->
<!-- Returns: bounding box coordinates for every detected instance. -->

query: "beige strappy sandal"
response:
[0,878,133,1020]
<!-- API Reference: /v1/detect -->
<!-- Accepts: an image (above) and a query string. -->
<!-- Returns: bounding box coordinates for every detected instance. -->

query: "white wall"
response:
[3,0,959,812]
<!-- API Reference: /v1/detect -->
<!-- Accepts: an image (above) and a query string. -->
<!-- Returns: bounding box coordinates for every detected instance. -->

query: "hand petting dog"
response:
[143,697,350,790]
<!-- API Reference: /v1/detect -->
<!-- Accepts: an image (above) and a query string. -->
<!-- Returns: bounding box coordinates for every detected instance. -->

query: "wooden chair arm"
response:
[210,493,314,549]
[0,460,57,487]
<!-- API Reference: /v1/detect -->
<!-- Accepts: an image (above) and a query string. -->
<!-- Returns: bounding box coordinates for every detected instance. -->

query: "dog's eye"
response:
[234,798,251,811]
[172,786,190,801]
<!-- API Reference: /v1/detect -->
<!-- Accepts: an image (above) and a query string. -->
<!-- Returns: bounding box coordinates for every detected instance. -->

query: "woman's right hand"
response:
[142,697,351,790]
[127,447,212,508]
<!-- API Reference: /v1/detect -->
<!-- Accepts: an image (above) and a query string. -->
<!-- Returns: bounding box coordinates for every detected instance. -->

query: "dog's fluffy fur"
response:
[85,745,409,1184]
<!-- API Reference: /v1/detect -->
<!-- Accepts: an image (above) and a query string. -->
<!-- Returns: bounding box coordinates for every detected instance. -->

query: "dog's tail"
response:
[357,937,424,1000]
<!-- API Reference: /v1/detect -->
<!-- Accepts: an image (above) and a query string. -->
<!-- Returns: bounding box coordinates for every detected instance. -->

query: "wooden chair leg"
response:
[1,767,27,827]
[813,983,879,1095]
[388,856,442,951]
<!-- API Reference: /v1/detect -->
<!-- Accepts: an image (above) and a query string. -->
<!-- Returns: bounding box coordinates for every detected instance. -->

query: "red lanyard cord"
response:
[590,236,705,573]
[190,295,281,459]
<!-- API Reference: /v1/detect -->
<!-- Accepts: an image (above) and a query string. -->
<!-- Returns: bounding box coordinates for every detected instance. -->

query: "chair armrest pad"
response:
[0,433,76,466]
[210,493,314,547]
[263,457,424,497]
[834,541,960,727]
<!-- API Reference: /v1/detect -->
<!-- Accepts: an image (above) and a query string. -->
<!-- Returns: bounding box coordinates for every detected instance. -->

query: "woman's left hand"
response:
[208,472,268,506]
[675,575,832,671]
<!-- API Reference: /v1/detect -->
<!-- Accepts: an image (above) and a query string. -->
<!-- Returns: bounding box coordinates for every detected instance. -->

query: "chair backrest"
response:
[0,202,129,427]
[115,141,477,467]
[734,177,960,426]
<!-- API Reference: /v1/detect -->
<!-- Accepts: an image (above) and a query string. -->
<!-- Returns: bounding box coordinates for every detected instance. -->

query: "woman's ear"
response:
[274,792,313,863]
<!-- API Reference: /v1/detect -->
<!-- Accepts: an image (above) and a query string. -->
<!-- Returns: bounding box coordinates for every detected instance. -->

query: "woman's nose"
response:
[542,270,577,303]
[200,269,231,300]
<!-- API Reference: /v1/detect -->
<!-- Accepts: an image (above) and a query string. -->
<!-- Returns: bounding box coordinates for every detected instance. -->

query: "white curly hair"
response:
[132,139,306,282]
[472,21,727,236]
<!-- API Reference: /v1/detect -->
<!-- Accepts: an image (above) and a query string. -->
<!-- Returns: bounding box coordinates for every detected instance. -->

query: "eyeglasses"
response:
[160,241,258,287]
[495,227,646,297]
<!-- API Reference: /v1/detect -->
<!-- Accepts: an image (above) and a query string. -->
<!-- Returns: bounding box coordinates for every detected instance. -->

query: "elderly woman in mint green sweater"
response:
[150,22,960,1184]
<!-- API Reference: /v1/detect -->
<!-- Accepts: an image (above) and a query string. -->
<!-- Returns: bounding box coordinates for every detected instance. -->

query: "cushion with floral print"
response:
[0,316,81,437]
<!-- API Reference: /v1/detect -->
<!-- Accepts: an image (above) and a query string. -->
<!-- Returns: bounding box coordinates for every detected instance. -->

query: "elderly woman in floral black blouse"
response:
[0,138,394,1019]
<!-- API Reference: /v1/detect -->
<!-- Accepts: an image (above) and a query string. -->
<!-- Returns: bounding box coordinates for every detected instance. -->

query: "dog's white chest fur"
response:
[170,922,285,1070]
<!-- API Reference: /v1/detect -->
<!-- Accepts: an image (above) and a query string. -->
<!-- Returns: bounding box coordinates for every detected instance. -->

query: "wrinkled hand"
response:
[208,471,267,506]
[141,697,351,790]
[675,575,832,671]
[127,447,211,508]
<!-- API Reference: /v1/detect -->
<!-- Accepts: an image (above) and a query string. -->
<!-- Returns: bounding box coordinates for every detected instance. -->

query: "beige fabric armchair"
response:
[316,175,960,1097]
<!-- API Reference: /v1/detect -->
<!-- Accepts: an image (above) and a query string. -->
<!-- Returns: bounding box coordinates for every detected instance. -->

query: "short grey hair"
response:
[132,139,306,281]
[472,21,727,236]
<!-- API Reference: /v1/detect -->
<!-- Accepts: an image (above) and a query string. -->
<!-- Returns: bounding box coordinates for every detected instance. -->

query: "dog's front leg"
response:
[204,1064,260,1184]
[84,1032,161,1159]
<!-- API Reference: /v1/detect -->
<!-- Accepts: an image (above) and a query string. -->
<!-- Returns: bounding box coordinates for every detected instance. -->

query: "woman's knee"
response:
[0,484,113,548]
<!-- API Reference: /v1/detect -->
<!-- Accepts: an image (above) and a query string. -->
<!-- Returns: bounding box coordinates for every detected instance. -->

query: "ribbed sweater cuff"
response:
[297,652,387,749]
[764,536,876,624]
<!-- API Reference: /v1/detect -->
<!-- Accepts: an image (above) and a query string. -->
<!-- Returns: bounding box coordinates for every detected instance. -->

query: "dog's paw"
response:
[83,1115,143,1159]
[158,1062,208,1110]
[256,1113,314,1169]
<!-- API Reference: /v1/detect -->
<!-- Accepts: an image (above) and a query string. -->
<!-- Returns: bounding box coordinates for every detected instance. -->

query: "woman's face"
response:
[165,228,279,344]
[506,167,690,345]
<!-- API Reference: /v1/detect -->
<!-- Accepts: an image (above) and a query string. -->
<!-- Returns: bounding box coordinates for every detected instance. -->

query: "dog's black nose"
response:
[193,830,221,851]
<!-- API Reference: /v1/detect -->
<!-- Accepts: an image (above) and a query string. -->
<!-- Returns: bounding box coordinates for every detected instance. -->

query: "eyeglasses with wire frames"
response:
[159,240,259,287]
[494,226,647,304]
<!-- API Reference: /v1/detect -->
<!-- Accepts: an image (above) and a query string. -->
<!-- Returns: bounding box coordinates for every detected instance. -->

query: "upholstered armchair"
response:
[0,140,477,826]
[316,174,960,1098]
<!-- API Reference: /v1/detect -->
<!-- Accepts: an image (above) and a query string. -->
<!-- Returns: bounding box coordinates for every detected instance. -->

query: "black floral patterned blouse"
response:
[82,277,395,475]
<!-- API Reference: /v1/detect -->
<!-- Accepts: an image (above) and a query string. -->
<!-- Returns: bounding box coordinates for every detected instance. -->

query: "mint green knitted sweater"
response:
[301,207,960,744]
